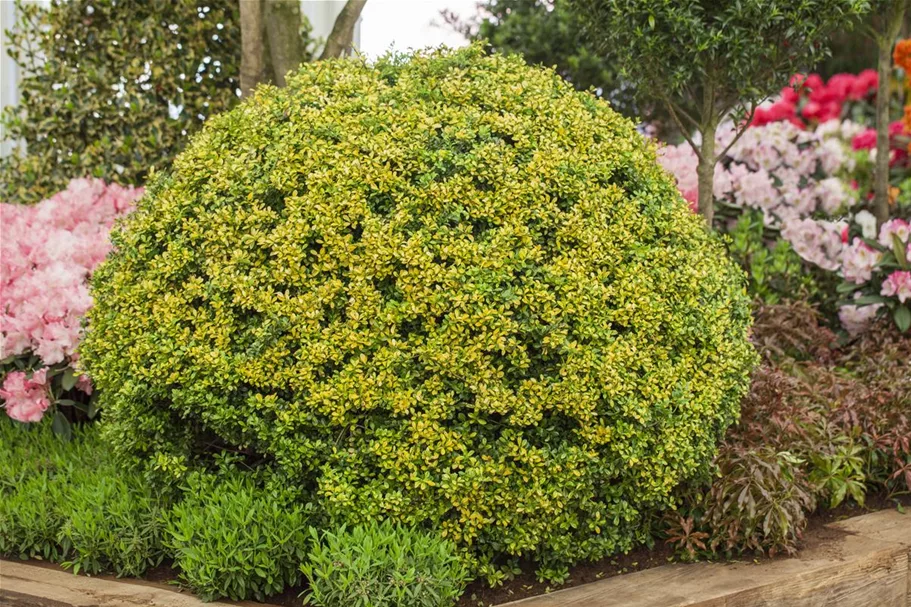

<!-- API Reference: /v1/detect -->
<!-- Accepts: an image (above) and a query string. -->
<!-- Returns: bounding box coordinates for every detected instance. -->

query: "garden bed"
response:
[460,494,911,606]
[3,504,909,607]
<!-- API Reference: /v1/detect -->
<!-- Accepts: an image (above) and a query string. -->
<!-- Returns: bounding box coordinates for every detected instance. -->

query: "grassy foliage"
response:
[164,472,310,601]
[59,469,168,576]
[81,43,756,581]
[303,521,469,607]
[0,420,103,560]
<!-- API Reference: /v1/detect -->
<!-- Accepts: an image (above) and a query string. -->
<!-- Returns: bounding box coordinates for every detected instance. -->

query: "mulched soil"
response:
[4,493,909,607]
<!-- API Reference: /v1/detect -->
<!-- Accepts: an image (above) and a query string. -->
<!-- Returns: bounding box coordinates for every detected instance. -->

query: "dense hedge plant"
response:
[0,0,240,203]
[303,521,470,607]
[81,44,757,581]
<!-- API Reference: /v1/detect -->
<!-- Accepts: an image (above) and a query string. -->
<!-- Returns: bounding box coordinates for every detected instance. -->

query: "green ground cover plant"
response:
[58,468,168,577]
[303,521,470,607]
[164,471,310,601]
[80,43,757,582]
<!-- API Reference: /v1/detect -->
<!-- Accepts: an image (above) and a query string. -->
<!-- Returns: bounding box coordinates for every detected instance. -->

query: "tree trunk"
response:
[319,0,367,60]
[697,124,717,228]
[264,0,304,87]
[240,0,266,97]
[873,2,907,227]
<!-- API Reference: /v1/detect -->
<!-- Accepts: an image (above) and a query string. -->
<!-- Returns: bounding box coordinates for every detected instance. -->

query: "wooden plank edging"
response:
[0,509,909,606]
[0,560,273,607]
[504,509,911,606]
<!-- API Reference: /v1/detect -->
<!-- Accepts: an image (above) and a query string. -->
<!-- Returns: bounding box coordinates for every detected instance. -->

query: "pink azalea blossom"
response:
[881,271,911,304]
[851,128,876,151]
[780,218,845,272]
[0,369,51,422]
[841,238,881,284]
[1,178,141,422]
[75,374,93,395]
[838,303,882,336]
[878,218,911,249]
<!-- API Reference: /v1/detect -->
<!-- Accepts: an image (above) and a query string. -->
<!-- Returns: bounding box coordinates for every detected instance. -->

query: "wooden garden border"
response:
[504,509,911,606]
[1,509,909,606]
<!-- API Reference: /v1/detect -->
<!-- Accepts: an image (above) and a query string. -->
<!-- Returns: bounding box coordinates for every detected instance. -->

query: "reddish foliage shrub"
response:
[665,303,911,560]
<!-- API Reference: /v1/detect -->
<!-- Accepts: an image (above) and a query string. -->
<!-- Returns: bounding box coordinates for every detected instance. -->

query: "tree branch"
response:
[662,97,703,161]
[714,101,759,162]
[239,0,266,97]
[669,100,701,131]
[319,0,368,60]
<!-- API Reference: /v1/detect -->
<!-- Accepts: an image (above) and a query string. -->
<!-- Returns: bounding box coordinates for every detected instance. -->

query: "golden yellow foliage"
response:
[81,44,757,582]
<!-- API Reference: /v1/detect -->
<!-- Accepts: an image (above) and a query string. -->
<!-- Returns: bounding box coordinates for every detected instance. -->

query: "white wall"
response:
[1,1,22,157]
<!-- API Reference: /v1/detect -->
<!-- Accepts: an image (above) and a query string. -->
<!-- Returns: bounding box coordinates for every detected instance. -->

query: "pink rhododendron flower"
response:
[881,271,911,303]
[661,120,856,228]
[841,238,882,284]
[753,73,876,129]
[0,178,141,421]
[838,302,882,336]
[878,218,911,249]
[851,70,878,100]
[75,374,93,395]
[780,218,844,272]
[0,369,51,422]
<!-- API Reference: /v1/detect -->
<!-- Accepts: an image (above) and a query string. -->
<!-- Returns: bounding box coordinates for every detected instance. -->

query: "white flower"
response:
[854,210,877,240]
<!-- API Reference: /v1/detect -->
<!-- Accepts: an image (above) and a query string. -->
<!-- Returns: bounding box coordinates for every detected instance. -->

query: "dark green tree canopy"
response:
[568,0,868,223]
[571,0,869,114]
[1,0,242,203]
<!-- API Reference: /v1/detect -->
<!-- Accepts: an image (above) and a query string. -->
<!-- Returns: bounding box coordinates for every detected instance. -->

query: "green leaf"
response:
[61,367,77,391]
[846,295,891,306]
[893,234,909,269]
[836,281,862,294]
[52,410,72,441]
[894,306,911,333]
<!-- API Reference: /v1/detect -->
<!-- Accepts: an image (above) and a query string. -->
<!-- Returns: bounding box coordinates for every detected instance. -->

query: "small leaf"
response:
[52,410,73,441]
[61,367,77,391]
[894,306,911,333]
[847,295,891,306]
[836,281,862,294]
[893,234,909,269]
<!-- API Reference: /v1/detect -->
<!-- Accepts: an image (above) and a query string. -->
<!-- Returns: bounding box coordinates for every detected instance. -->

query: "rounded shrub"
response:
[81,44,757,579]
